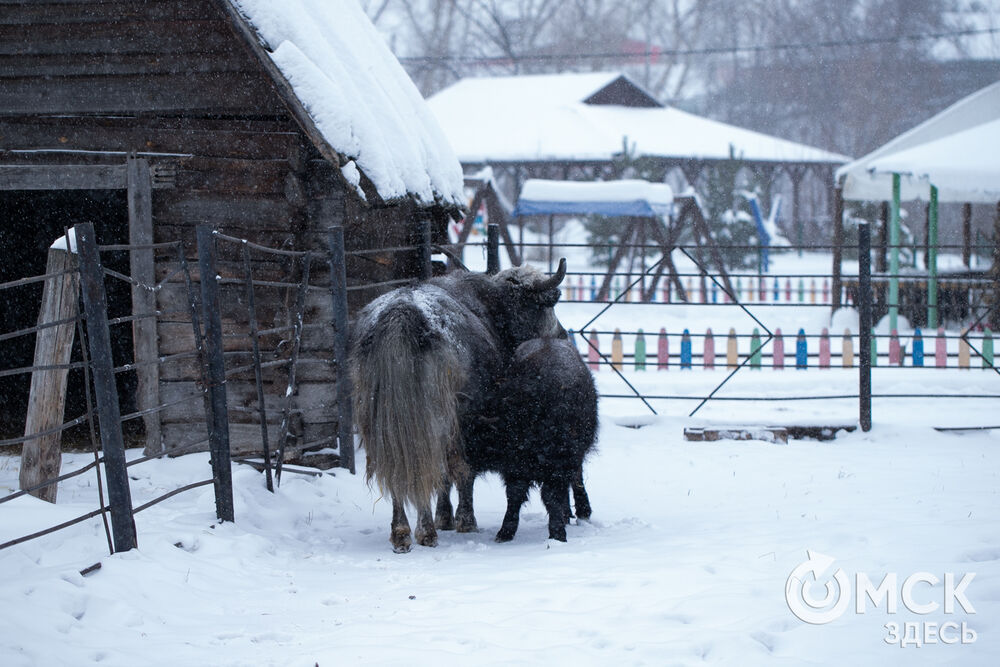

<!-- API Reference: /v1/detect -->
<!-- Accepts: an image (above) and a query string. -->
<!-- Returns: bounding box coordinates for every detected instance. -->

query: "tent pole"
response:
[889,173,901,332]
[928,185,939,329]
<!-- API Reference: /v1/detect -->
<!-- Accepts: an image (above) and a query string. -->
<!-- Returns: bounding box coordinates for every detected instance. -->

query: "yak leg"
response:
[414,499,438,548]
[541,479,570,542]
[435,477,455,531]
[571,466,592,520]
[454,474,478,533]
[390,497,412,553]
[495,478,530,542]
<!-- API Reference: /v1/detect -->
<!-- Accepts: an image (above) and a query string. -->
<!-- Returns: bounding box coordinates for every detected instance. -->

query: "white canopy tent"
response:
[837,80,1000,203]
[836,80,1000,330]
[867,117,1000,204]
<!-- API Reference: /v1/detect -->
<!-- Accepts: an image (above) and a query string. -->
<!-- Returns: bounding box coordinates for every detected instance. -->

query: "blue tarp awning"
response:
[512,179,674,218]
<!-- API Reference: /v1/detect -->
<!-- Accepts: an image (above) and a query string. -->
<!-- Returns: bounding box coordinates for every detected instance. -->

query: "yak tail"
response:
[349,302,468,507]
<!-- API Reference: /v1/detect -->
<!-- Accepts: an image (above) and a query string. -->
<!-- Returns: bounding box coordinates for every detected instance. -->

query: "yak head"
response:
[487,259,568,352]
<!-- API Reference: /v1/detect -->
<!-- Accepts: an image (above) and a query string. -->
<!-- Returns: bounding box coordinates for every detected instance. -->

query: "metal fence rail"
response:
[468,223,999,426]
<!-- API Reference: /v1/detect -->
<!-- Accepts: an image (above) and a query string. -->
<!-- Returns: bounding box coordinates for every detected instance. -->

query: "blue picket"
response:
[680,328,692,369]
[795,328,808,369]
[912,328,924,367]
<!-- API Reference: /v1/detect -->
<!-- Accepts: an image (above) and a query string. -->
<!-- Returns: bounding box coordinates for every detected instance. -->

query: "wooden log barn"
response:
[0,0,466,459]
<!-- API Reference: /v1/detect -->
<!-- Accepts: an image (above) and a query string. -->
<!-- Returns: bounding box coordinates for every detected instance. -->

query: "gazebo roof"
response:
[428,72,850,167]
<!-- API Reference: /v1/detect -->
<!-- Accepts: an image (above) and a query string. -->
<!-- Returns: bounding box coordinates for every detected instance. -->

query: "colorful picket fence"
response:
[572,326,996,371]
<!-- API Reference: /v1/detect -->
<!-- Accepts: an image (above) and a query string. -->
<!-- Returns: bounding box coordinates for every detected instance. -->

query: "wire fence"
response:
[1,217,995,553]
[0,224,222,554]
[0,222,356,555]
[457,226,998,423]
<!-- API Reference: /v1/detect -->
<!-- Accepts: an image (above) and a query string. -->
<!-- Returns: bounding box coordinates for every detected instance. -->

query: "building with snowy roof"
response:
[0,0,465,458]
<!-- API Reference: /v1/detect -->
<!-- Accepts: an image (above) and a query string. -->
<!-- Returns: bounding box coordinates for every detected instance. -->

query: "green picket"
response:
[635,328,647,370]
[750,328,762,369]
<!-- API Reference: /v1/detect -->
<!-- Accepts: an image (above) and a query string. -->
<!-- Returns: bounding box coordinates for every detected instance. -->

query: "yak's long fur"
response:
[464,337,598,542]
[348,265,566,551]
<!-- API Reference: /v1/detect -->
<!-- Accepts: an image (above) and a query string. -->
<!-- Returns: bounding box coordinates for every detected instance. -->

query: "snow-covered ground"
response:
[1,374,997,665]
[2,244,997,665]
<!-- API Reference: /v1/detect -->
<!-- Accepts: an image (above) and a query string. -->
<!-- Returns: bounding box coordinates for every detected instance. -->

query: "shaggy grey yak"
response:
[349,261,567,553]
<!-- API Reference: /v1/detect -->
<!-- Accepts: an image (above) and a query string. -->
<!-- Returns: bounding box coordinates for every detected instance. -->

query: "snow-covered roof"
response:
[867,118,1000,202]
[228,0,465,207]
[428,72,849,166]
[837,80,1000,203]
[513,179,674,218]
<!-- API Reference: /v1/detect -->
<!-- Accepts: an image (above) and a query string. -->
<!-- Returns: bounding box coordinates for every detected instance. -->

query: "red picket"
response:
[773,328,785,369]
[888,329,901,366]
[657,327,669,370]
[587,329,600,370]
[936,327,947,368]
[703,328,715,369]
[819,327,831,368]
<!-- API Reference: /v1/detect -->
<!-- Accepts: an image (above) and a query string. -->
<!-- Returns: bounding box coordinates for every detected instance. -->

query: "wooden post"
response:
[877,201,889,274]
[19,244,79,503]
[889,174,901,333]
[486,223,500,275]
[329,226,355,475]
[832,186,844,311]
[927,186,939,329]
[992,201,1000,332]
[127,157,162,456]
[196,226,235,523]
[962,203,972,268]
[77,223,137,552]
[416,218,432,281]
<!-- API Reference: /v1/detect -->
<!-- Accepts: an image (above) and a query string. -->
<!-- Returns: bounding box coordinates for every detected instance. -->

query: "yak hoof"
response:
[435,514,455,531]
[494,530,514,543]
[548,527,568,542]
[391,529,412,554]
[415,529,438,548]
[455,517,478,533]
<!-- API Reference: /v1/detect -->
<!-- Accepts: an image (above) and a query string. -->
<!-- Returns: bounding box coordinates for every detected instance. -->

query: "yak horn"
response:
[534,258,567,291]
